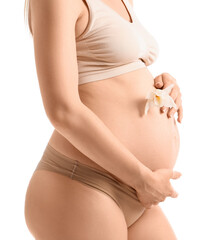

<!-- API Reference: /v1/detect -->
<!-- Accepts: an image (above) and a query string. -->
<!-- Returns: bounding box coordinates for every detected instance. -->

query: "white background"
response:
[0,0,209,239]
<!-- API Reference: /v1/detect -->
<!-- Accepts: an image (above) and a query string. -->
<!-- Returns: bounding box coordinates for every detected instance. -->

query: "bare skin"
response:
[24,0,181,239]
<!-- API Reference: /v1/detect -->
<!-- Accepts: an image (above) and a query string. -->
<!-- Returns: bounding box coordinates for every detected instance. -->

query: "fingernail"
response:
[162,108,166,112]
[169,114,172,118]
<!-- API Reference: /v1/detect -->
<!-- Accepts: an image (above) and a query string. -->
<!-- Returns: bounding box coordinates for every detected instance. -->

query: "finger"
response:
[159,196,166,202]
[177,105,183,123]
[160,106,169,113]
[165,87,179,113]
[167,107,176,118]
[169,190,179,198]
[168,96,182,118]
[162,81,174,91]
[170,85,179,98]
[168,105,181,118]
[171,171,182,179]
[154,75,164,88]
[161,73,176,88]
[160,96,180,117]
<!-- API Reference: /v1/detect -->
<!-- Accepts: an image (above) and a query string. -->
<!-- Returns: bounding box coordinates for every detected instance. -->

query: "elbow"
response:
[48,101,83,129]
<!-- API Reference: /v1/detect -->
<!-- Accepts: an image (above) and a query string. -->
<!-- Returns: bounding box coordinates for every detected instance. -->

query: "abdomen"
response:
[48,67,180,172]
[77,67,180,170]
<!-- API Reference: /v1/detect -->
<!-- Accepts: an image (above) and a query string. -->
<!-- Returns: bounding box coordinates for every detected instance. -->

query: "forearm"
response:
[51,102,152,189]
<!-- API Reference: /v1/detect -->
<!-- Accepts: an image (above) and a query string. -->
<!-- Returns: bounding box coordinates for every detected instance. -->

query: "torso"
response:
[48,0,180,172]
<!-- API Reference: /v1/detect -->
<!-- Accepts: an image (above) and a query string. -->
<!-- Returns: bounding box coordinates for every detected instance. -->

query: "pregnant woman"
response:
[24,0,183,239]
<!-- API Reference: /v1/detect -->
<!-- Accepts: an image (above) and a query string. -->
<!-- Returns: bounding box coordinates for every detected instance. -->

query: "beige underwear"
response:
[34,143,146,227]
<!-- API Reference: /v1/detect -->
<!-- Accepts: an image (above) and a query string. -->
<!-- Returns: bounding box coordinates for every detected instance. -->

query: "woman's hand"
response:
[154,72,183,123]
[135,168,182,209]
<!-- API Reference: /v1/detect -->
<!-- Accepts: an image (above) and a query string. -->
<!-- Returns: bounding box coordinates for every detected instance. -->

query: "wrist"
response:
[133,163,153,190]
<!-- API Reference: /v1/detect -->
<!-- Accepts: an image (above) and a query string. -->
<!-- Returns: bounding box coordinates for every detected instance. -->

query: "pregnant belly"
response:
[77,68,180,171]
[49,67,180,172]
[102,106,180,170]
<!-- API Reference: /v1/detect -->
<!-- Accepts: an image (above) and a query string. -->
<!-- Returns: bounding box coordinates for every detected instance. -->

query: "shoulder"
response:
[29,0,84,35]
[29,0,83,23]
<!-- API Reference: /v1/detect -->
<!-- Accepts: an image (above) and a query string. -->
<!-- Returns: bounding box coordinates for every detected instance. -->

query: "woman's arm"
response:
[30,0,151,189]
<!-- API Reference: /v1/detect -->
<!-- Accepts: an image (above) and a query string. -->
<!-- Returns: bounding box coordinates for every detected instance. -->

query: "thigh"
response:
[24,170,127,240]
[128,205,177,240]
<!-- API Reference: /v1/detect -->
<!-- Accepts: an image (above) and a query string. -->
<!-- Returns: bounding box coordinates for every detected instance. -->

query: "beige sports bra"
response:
[76,0,159,85]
